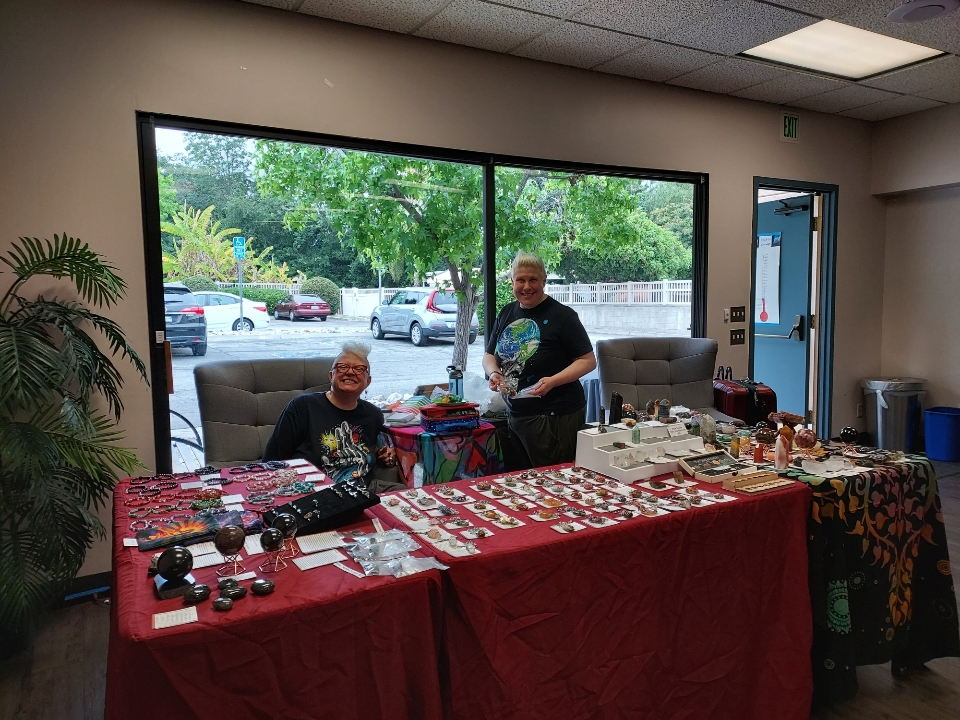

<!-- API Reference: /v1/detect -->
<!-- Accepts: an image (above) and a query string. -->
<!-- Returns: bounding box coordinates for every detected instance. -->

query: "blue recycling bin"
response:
[924,407,960,462]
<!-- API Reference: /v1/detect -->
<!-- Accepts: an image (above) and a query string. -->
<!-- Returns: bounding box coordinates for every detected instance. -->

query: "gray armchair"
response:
[596,337,735,421]
[194,358,334,467]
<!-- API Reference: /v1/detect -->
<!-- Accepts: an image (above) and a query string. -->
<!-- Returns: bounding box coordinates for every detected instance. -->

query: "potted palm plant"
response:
[0,234,147,654]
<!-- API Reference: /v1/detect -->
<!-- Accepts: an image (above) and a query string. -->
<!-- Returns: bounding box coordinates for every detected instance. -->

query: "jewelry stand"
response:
[216,553,246,577]
[282,538,299,560]
[258,543,288,573]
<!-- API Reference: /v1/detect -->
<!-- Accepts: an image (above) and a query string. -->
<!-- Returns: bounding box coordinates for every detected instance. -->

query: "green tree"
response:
[158,168,178,223]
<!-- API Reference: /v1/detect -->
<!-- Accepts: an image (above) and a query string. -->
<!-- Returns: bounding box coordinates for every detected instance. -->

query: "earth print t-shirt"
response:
[486,296,593,417]
[263,393,384,482]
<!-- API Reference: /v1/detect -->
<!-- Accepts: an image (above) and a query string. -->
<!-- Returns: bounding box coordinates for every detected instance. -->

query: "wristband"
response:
[487,370,503,380]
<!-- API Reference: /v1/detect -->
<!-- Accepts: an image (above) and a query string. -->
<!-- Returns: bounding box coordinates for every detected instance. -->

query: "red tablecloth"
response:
[105,475,444,720]
[385,421,502,486]
[371,470,814,720]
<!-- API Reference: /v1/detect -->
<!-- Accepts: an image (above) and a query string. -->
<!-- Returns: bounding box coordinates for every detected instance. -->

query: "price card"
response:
[296,465,318,475]
[152,607,198,630]
[193,552,232,569]
[286,458,310,467]
[180,481,203,490]
[296,532,344,554]
[220,494,244,505]
[293,549,347,571]
[667,423,689,437]
[244,534,264,556]
[224,571,257,582]
[199,473,222,482]
[371,518,385,533]
[123,538,138,547]
[224,504,244,513]
[187,541,218,557]
[304,473,326,483]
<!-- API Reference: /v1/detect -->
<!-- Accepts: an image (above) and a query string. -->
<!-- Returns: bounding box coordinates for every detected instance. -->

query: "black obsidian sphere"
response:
[220,585,247,601]
[839,427,859,444]
[271,513,298,540]
[260,527,284,553]
[214,525,246,556]
[156,546,194,581]
[183,584,211,605]
[251,579,275,596]
[217,577,239,591]
[212,597,234,611]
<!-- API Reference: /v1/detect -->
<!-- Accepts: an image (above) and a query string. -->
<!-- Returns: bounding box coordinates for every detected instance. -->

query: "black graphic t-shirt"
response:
[486,296,593,417]
[263,393,384,482]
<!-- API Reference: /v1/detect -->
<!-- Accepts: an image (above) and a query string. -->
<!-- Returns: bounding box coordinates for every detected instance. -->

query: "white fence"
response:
[216,281,301,293]
[545,280,691,305]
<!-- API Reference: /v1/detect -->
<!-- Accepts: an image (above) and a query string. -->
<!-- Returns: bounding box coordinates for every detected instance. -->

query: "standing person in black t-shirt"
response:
[263,342,404,492]
[482,252,597,468]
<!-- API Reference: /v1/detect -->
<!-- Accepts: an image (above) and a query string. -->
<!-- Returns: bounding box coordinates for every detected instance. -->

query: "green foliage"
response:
[181,275,217,292]
[0,235,147,644]
[161,204,297,283]
[158,168,178,223]
[301,276,341,314]
[219,287,287,314]
[640,181,694,249]
[476,282,515,333]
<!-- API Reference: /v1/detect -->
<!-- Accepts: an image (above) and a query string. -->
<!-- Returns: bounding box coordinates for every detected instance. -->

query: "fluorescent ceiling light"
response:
[742,19,943,79]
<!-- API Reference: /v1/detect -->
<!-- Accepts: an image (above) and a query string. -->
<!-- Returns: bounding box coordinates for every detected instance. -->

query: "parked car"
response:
[274,294,331,321]
[163,283,207,356]
[191,290,270,331]
[370,288,479,346]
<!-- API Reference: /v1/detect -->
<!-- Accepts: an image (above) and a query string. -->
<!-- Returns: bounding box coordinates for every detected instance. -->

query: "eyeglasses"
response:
[333,363,369,375]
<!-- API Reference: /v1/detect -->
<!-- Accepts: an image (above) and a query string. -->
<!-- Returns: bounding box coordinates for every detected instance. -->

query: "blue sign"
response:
[233,237,246,259]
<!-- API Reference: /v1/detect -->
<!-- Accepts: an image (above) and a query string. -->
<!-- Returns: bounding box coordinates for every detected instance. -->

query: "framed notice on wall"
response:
[755,233,781,325]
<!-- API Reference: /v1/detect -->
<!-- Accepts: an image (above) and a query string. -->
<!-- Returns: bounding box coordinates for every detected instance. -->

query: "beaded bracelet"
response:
[128,508,152,519]
[153,480,177,491]
[204,476,231,486]
[129,519,153,531]
[190,498,224,511]
[194,507,227,518]
[129,476,152,486]
[245,494,274,505]
[138,487,161,498]
[124,497,152,507]
[153,503,178,514]
[169,513,192,522]
[194,488,226,500]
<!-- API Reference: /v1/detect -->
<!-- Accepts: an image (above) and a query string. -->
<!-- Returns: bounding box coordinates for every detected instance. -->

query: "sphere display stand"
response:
[258,544,288,573]
[216,554,246,577]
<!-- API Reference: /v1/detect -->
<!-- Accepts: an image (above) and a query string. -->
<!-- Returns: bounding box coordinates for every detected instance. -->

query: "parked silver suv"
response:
[370,288,479,346]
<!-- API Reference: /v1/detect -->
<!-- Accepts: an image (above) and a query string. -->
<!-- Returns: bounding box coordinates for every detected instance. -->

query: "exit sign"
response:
[781,112,800,143]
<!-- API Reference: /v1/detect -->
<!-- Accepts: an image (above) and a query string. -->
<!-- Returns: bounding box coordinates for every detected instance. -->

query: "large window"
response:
[141,117,706,472]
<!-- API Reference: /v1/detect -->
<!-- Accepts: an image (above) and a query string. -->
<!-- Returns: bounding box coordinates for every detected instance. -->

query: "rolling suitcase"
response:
[713,378,777,425]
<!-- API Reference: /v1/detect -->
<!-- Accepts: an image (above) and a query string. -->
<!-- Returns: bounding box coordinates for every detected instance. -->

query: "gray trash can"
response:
[861,377,927,452]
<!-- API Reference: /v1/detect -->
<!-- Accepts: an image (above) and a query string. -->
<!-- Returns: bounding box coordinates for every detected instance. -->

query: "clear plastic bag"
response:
[463,371,505,414]
[343,530,421,561]
[358,555,450,577]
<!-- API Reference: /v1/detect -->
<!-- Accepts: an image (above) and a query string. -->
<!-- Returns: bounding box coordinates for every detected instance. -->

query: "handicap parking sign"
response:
[233,237,246,259]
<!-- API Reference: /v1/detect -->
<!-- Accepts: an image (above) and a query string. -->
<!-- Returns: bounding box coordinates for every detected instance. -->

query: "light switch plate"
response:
[730,329,745,345]
[730,306,746,323]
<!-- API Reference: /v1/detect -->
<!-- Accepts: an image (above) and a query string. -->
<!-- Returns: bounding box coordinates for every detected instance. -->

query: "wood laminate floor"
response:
[2,464,959,720]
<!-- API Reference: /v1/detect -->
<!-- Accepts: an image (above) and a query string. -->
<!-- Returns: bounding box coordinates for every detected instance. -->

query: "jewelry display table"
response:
[792,455,960,704]
[371,466,814,720]
[384,421,503,486]
[105,471,444,720]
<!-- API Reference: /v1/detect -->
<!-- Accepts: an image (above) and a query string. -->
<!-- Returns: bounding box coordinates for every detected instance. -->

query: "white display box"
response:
[575,423,704,483]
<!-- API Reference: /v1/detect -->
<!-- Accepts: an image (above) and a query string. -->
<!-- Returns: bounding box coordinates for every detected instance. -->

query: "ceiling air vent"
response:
[888,0,960,23]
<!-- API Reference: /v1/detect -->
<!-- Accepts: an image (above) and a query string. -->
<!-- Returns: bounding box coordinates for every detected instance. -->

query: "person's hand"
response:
[377,446,397,467]
[527,376,559,397]
[488,371,504,392]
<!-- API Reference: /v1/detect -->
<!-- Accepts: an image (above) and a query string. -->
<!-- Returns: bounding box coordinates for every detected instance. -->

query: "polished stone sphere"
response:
[212,597,233,611]
[270,513,298,540]
[839,426,859,444]
[251,579,275,596]
[183,584,211,605]
[214,525,246,556]
[217,577,239,591]
[796,428,818,450]
[156,546,194,581]
[260,527,285,553]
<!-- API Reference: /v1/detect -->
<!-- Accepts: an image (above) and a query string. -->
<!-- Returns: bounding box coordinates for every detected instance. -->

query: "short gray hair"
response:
[511,251,546,279]
[338,340,371,364]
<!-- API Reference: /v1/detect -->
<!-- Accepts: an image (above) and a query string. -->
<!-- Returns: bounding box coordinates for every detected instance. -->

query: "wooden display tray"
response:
[679,450,752,483]
[722,470,793,494]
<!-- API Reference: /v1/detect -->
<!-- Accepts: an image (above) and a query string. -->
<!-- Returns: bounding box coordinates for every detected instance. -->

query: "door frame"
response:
[749,177,839,436]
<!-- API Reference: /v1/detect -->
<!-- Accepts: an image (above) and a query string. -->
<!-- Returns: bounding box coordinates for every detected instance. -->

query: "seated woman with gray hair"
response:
[263,341,405,493]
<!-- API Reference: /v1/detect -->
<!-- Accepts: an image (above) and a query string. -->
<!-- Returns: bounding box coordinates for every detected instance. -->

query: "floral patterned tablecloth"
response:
[788,456,960,704]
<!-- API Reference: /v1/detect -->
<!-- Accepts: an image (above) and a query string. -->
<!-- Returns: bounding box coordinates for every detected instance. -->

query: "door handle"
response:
[756,315,805,341]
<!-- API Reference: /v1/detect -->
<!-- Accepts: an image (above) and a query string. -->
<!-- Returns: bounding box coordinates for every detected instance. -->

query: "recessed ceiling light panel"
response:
[742,20,944,80]
[888,1,960,23]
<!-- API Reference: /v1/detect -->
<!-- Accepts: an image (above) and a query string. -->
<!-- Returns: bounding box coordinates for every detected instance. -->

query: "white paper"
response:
[225,571,257,582]
[371,517,385,533]
[244,533,265,556]
[192,552,238,569]
[296,532,344,554]
[123,537,138,547]
[293,549,347,570]
[286,458,310,467]
[304,473,326,483]
[224,504,245,513]
[152,606,198,630]
[180,481,203,490]
[220,494,244,505]
[667,423,689,437]
[187,541,218,557]
[296,465,318,475]
[755,236,781,325]
[334,561,365,578]
[199,473,222,482]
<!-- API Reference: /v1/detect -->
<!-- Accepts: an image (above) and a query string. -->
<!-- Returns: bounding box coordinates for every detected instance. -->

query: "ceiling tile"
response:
[839,94,945,121]
[761,1,850,18]
[668,57,787,94]
[241,0,303,10]
[787,84,898,112]
[918,79,960,104]
[663,0,816,56]
[415,0,555,52]
[572,0,728,41]
[512,20,642,68]
[595,41,719,81]
[732,70,845,103]
[834,1,960,55]
[495,0,596,18]
[298,0,445,33]
[862,54,960,93]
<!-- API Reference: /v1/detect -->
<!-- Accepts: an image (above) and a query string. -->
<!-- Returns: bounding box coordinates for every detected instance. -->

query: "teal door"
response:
[751,196,812,418]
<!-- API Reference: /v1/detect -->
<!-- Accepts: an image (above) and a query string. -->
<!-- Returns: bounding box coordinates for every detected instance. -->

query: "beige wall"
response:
[0,0,886,576]
[872,103,960,195]
[879,186,960,407]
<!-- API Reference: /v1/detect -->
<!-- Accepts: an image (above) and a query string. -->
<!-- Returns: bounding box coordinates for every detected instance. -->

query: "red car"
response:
[274,294,331,321]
